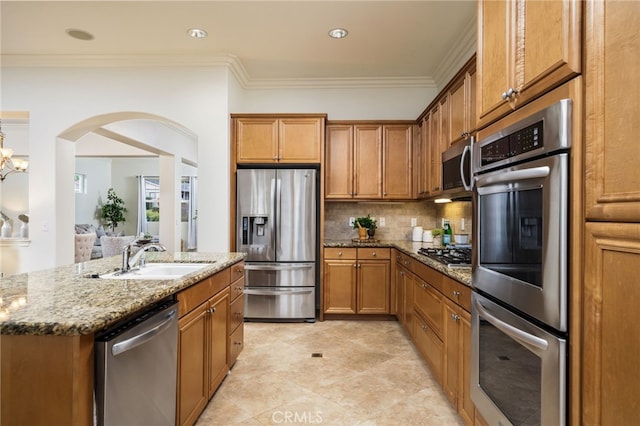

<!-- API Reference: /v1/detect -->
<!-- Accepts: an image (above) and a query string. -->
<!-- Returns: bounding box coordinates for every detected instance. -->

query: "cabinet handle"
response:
[452,290,461,297]
[208,307,216,314]
[502,87,518,100]
[451,313,460,321]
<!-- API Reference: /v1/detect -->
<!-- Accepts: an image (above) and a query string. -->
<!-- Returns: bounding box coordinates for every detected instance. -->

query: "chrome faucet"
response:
[122,241,166,273]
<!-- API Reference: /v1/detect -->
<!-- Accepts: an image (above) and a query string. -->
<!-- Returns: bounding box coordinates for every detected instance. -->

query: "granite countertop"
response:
[324,239,472,287]
[0,252,245,336]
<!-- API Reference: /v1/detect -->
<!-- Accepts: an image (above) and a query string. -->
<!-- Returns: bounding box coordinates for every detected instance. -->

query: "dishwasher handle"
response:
[111,309,177,357]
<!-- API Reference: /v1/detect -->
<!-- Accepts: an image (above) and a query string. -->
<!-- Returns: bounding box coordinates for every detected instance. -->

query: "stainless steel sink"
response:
[100,262,211,280]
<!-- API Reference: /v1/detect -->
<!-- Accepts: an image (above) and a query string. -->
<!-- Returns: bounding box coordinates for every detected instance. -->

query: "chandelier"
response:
[0,120,29,181]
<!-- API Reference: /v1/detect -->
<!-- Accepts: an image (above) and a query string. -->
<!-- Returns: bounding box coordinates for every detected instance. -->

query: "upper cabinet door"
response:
[278,117,323,163]
[353,124,383,199]
[584,0,640,222]
[325,125,354,199]
[383,124,412,199]
[477,0,582,128]
[235,118,278,163]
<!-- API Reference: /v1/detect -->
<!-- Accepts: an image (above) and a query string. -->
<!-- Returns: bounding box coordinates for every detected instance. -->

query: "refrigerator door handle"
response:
[244,288,314,296]
[244,263,314,271]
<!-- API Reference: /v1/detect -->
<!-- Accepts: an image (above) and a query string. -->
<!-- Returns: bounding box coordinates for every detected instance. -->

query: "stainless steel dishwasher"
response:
[95,298,178,426]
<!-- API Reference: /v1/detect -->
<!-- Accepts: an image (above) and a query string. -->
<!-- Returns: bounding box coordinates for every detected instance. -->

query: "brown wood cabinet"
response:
[228,262,244,366]
[449,60,476,147]
[415,118,430,198]
[577,3,640,425]
[582,222,640,425]
[323,247,390,314]
[584,0,640,223]
[392,249,474,425]
[325,122,413,200]
[176,263,244,426]
[233,114,325,164]
[476,0,581,128]
[428,107,443,195]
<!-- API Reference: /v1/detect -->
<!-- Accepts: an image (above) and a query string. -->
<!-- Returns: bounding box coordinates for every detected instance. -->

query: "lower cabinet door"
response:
[208,289,229,399]
[177,302,209,426]
[414,312,443,385]
[357,260,390,314]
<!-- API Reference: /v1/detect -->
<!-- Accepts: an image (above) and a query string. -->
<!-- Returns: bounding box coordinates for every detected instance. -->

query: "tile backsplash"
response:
[324,200,473,242]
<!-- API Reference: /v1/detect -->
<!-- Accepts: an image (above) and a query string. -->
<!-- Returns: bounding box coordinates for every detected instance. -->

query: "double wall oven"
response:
[471,99,571,425]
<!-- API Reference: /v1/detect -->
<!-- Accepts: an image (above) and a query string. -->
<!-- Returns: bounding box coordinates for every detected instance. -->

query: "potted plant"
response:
[353,214,377,240]
[431,228,444,247]
[101,188,127,233]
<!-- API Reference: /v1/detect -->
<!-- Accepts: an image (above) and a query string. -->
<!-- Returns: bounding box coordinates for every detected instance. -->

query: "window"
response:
[144,176,192,222]
[74,173,87,194]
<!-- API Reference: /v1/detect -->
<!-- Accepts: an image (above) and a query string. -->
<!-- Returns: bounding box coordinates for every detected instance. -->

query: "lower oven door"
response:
[471,292,566,426]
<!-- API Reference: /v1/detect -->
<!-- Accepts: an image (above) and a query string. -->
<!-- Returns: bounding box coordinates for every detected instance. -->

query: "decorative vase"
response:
[1,220,12,238]
[20,222,29,238]
[357,227,367,240]
[367,228,376,239]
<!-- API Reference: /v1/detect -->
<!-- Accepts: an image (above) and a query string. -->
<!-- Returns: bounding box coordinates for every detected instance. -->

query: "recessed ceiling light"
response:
[328,28,348,39]
[187,28,208,39]
[66,29,94,41]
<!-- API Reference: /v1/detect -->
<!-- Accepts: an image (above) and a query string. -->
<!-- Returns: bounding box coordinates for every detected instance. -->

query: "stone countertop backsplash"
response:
[324,239,472,287]
[0,252,245,336]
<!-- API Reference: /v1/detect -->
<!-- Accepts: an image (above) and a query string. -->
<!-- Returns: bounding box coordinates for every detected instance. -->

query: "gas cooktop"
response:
[417,247,471,268]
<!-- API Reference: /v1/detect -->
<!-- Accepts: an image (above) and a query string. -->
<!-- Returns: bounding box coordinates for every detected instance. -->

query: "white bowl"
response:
[454,234,469,244]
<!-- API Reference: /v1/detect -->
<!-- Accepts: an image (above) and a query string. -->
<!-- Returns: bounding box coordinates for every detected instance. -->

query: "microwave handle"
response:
[475,166,550,188]
[474,297,548,353]
[460,138,473,191]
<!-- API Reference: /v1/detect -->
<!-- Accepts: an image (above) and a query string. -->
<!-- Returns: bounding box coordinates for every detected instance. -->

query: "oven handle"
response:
[476,166,550,188]
[474,297,549,352]
[244,264,314,271]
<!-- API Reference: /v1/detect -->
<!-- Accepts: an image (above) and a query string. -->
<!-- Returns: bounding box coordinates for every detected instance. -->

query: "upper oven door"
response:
[473,153,569,332]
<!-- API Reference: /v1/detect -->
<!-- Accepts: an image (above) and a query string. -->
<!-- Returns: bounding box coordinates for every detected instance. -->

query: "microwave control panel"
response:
[481,121,544,167]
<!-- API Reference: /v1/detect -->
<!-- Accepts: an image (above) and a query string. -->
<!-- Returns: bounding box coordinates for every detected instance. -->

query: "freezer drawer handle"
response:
[244,264,313,271]
[474,298,548,352]
[111,309,177,357]
[244,289,314,296]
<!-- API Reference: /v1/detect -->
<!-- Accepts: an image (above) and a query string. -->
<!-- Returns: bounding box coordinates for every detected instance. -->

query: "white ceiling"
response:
[1,1,477,157]
[1,1,477,87]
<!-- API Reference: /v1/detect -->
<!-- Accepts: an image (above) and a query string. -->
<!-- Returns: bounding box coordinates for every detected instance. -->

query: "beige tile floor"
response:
[195,320,464,426]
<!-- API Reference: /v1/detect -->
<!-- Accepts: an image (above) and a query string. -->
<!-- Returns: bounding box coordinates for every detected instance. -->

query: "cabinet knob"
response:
[400,271,404,276]
[501,91,508,100]
[338,251,342,256]
[372,252,377,257]
[208,307,216,314]
[452,290,461,297]
[353,263,357,268]
[451,313,460,321]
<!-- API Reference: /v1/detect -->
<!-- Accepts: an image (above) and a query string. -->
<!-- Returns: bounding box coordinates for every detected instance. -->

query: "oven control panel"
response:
[480,121,544,167]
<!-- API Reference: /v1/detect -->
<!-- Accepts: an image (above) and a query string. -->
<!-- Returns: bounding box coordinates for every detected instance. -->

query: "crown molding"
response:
[432,15,477,89]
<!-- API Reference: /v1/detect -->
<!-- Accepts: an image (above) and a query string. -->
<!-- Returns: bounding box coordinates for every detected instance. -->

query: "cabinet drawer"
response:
[228,324,244,366]
[396,252,415,273]
[414,261,445,293]
[443,277,472,312]
[177,269,231,317]
[324,247,357,259]
[414,311,443,385]
[229,293,244,333]
[230,261,244,283]
[230,277,244,302]
[357,247,391,260]
[414,279,444,338]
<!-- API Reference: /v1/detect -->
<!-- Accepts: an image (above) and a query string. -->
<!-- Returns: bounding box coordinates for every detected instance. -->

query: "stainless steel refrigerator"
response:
[236,168,318,321]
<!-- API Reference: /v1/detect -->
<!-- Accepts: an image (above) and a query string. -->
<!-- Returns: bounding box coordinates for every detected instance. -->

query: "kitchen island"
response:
[0,252,245,426]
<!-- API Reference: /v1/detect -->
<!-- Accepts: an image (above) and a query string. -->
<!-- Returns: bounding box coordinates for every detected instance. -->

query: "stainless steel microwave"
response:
[441,139,473,199]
